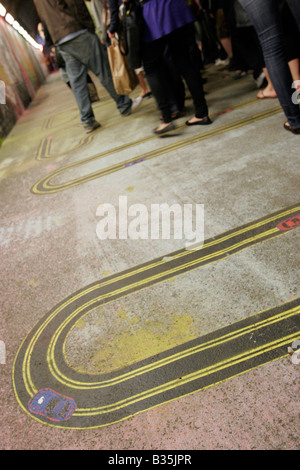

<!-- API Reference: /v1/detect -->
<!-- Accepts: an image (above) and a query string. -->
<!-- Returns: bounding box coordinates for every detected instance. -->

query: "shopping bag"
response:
[107,38,139,95]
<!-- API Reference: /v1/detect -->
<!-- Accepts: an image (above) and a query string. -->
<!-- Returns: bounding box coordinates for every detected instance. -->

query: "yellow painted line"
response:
[16,203,299,399]
[59,305,300,390]
[21,227,278,395]
[14,350,293,430]
[41,117,52,131]
[42,96,113,127]
[51,229,281,375]
[73,332,299,415]
[23,225,293,395]
[19,202,299,396]
[36,96,259,160]
[36,134,95,160]
[31,106,282,194]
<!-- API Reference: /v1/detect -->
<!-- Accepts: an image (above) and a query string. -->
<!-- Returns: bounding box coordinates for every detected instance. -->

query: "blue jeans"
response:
[58,32,131,125]
[238,0,300,129]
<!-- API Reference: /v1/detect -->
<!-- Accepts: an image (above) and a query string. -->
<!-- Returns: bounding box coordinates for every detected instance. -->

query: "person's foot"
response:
[83,120,101,133]
[232,70,247,80]
[257,88,277,99]
[215,57,230,66]
[141,91,152,99]
[185,116,212,126]
[283,122,300,134]
[154,121,176,135]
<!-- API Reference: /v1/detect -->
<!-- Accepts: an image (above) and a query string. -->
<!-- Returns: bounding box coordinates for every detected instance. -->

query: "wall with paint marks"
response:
[0,17,47,145]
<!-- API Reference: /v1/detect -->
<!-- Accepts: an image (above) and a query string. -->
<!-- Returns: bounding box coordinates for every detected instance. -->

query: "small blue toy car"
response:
[28,388,77,422]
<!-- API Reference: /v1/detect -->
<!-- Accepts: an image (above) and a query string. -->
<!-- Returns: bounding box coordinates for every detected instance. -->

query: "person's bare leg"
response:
[258,60,300,99]
[257,67,277,98]
[220,37,232,60]
[288,57,300,88]
[137,71,151,97]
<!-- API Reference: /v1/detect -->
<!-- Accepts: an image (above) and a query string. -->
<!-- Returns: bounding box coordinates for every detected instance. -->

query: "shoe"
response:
[283,122,300,134]
[122,96,143,116]
[141,92,152,99]
[254,71,266,89]
[83,120,101,133]
[232,70,247,80]
[185,116,212,126]
[215,58,230,67]
[154,121,176,135]
[131,96,143,111]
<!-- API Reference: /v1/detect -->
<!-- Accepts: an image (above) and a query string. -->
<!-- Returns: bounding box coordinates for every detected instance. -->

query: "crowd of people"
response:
[34,0,300,135]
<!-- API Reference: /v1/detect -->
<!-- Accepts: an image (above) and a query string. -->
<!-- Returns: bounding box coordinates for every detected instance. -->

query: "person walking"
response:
[238,0,300,134]
[33,0,141,133]
[107,0,212,135]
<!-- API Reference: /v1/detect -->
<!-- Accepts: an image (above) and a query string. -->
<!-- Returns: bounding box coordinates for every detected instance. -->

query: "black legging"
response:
[142,23,208,123]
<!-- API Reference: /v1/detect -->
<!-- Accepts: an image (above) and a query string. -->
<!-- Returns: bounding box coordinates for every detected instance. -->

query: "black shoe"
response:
[185,116,212,126]
[83,120,101,133]
[284,122,300,134]
[154,122,176,135]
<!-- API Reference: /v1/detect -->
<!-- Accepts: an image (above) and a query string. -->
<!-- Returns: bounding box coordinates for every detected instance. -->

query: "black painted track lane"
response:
[13,203,300,428]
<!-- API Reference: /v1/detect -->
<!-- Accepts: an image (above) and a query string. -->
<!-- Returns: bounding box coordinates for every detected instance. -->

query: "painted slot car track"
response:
[31,105,282,195]
[1,23,300,448]
[13,203,300,429]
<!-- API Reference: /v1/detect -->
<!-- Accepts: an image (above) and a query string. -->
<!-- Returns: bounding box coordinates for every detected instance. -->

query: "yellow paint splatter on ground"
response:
[73,313,197,374]
[75,318,87,329]
[102,270,111,276]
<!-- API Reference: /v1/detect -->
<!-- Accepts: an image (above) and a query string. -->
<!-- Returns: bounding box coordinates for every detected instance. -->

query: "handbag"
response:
[107,37,139,95]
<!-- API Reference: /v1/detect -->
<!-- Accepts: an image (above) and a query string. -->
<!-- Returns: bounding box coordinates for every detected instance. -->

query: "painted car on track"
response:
[28,388,77,422]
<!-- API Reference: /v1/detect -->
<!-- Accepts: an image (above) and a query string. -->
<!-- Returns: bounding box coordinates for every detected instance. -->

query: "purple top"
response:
[142,0,196,43]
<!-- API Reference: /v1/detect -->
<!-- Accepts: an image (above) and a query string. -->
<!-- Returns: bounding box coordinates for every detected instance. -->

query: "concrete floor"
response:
[0,63,299,450]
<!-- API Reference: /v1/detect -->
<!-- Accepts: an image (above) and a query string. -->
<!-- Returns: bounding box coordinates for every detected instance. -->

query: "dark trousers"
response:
[142,23,208,123]
[231,26,264,76]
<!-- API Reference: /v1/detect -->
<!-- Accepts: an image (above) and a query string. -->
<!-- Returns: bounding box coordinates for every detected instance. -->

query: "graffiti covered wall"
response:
[0,17,47,144]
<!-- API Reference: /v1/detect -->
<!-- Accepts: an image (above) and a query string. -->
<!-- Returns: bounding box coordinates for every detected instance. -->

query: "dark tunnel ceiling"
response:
[1,0,40,36]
